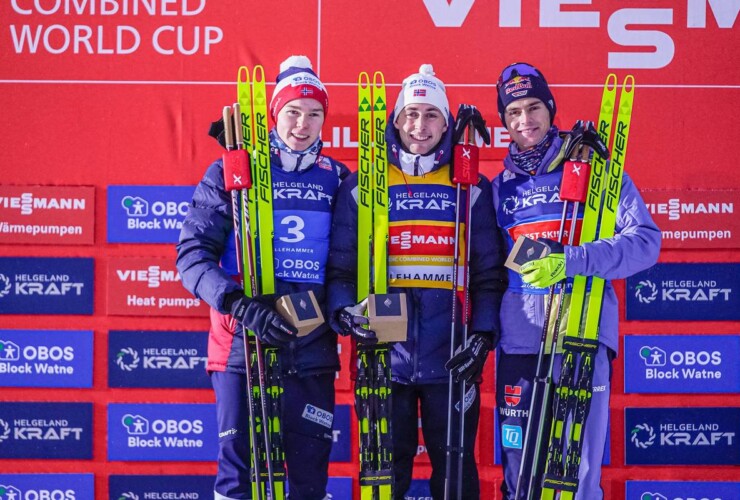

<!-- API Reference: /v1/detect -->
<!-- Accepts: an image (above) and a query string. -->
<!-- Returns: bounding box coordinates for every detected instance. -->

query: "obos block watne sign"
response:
[624,335,740,394]
[107,403,218,461]
[108,330,209,388]
[107,185,194,243]
[625,407,740,465]
[0,329,93,388]
[626,480,740,500]
[0,402,93,459]
[0,257,94,315]
[626,263,740,320]
[0,474,94,500]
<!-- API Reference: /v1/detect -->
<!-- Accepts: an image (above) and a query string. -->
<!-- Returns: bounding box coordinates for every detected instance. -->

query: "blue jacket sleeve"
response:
[176,159,240,313]
[565,172,661,279]
[469,175,508,336]
[326,172,360,332]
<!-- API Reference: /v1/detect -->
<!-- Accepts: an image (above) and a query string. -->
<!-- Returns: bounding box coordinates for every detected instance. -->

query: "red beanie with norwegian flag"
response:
[269,55,329,121]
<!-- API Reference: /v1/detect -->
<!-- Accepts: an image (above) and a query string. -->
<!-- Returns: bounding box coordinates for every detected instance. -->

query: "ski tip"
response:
[605,73,618,91]
[373,71,385,88]
[622,75,635,95]
[253,65,265,83]
[237,66,250,84]
[358,72,370,87]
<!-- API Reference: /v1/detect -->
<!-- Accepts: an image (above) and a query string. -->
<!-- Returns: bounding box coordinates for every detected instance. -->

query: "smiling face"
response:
[504,97,551,150]
[394,104,448,155]
[275,98,325,151]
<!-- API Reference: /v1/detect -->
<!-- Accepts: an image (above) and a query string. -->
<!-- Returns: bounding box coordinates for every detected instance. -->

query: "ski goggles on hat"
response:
[496,62,545,90]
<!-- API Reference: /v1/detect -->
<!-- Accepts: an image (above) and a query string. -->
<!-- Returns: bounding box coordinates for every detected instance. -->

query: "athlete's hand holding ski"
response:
[226,292,297,346]
[336,301,378,345]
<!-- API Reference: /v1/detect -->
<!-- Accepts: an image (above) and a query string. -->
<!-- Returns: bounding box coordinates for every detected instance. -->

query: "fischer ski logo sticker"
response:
[635,280,658,303]
[630,423,656,449]
[302,404,334,429]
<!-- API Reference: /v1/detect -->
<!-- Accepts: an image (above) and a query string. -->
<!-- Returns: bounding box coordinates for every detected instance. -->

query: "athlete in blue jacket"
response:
[327,64,507,499]
[491,62,661,500]
[176,56,349,500]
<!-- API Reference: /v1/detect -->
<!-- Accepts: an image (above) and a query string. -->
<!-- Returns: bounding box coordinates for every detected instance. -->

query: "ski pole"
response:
[444,120,480,500]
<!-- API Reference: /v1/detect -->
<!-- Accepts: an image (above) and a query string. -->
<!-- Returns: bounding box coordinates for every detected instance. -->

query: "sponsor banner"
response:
[0,474,94,499]
[0,329,93,388]
[642,189,738,249]
[0,402,93,459]
[0,257,94,315]
[108,403,218,461]
[625,407,740,465]
[327,477,352,499]
[626,263,740,321]
[329,404,351,463]
[107,185,194,243]
[107,256,208,317]
[0,185,95,245]
[624,335,740,394]
[108,330,209,388]
[626,480,740,500]
[406,479,432,499]
[109,474,213,499]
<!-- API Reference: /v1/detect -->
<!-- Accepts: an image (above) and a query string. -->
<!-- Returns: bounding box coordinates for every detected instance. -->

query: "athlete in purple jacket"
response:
[491,62,660,500]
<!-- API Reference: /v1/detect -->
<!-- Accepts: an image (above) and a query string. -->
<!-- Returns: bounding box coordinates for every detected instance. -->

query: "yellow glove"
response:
[520,254,566,288]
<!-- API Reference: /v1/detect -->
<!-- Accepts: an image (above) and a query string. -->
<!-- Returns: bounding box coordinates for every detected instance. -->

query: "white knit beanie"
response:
[393,64,449,125]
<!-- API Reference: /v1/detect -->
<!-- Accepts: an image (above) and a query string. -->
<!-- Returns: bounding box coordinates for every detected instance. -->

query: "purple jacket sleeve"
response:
[175,159,241,313]
[565,172,661,279]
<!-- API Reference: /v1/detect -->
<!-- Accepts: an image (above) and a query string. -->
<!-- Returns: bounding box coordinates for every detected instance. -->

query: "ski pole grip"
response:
[560,159,590,203]
[452,125,479,185]
[222,105,252,191]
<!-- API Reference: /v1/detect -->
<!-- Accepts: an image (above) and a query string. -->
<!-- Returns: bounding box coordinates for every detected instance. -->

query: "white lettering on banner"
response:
[423,0,475,27]
[422,0,739,69]
[8,0,223,55]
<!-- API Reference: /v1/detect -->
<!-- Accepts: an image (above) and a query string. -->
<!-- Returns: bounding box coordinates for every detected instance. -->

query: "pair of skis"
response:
[356,71,394,500]
[517,74,635,500]
[221,65,286,500]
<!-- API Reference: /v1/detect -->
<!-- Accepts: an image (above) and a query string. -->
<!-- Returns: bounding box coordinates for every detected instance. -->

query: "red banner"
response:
[0,185,95,245]
[107,256,209,317]
[641,189,739,249]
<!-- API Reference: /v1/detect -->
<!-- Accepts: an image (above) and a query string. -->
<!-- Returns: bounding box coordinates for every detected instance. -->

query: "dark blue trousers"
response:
[212,370,335,500]
[391,381,481,500]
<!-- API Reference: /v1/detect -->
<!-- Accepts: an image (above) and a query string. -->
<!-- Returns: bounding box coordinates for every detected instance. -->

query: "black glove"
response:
[445,333,495,384]
[336,302,377,345]
[228,293,297,347]
[452,104,491,146]
[538,238,564,254]
[564,120,609,161]
[209,116,227,149]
